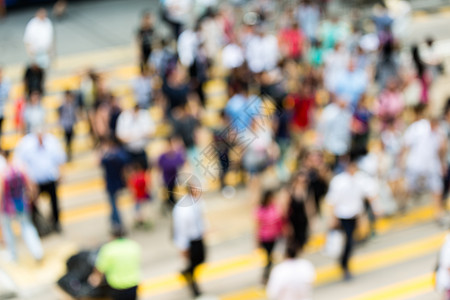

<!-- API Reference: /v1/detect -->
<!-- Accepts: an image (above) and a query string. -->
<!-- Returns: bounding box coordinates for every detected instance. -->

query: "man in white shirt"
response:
[116,105,155,170]
[245,27,279,74]
[318,100,352,167]
[437,233,450,298]
[172,182,205,298]
[401,104,446,221]
[267,244,315,300]
[14,128,66,232]
[23,8,54,69]
[326,154,376,280]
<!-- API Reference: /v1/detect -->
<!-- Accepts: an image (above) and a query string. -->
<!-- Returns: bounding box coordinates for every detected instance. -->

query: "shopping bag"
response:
[322,230,344,259]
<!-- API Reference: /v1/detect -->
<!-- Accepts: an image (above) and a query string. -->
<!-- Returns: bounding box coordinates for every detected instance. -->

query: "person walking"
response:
[401,104,446,221]
[136,11,154,72]
[172,181,206,298]
[99,138,130,230]
[14,128,66,233]
[58,90,78,161]
[116,105,155,170]
[326,154,376,280]
[287,171,314,251]
[23,8,54,69]
[0,150,43,262]
[436,232,450,300]
[0,67,10,136]
[266,244,316,300]
[158,137,185,209]
[255,190,284,284]
[88,227,141,300]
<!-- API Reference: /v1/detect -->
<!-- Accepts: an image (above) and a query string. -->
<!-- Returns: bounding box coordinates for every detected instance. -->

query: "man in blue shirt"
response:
[334,60,368,110]
[100,138,130,230]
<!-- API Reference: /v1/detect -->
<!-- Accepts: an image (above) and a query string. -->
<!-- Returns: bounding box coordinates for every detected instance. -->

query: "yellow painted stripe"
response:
[138,231,445,298]
[347,273,433,300]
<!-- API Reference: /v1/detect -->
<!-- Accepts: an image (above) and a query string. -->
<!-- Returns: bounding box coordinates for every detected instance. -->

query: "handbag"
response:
[322,229,344,259]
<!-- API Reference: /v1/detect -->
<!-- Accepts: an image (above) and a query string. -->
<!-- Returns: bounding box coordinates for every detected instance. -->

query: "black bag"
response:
[31,203,53,237]
[57,251,110,299]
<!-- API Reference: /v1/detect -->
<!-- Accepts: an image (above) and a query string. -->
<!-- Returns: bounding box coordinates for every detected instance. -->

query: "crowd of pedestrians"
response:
[1,0,450,299]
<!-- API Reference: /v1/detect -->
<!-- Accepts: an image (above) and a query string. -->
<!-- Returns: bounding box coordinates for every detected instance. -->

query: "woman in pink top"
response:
[256,190,284,283]
[375,77,405,128]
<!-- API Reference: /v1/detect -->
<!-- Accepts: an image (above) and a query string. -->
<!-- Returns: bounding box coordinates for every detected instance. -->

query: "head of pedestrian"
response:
[413,103,428,121]
[285,242,300,259]
[141,10,152,27]
[187,179,202,201]
[29,90,41,104]
[347,59,356,72]
[260,190,275,208]
[444,98,450,122]
[111,226,127,240]
[64,90,74,103]
[346,152,360,175]
[292,170,309,188]
[36,8,47,20]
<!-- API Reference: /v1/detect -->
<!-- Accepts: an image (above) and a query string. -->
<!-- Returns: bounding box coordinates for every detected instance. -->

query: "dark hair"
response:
[285,242,299,259]
[413,102,427,116]
[111,226,127,238]
[260,190,274,207]
[444,98,450,116]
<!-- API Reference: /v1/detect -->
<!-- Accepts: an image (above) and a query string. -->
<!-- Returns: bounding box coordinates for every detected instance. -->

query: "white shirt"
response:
[327,171,376,219]
[267,258,315,300]
[23,17,54,53]
[116,109,155,152]
[403,119,444,175]
[14,133,66,184]
[318,103,352,156]
[437,234,450,291]
[177,29,199,67]
[172,196,205,251]
[245,34,279,73]
[222,43,244,69]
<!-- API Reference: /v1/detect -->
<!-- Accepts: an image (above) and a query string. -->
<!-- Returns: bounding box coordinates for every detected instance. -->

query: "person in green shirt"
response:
[88,227,141,300]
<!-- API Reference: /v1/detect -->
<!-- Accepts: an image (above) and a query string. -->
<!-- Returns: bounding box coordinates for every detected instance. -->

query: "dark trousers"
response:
[182,238,205,297]
[64,128,74,160]
[109,285,138,300]
[443,166,450,202]
[126,149,148,170]
[339,218,357,272]
[260,240,276,280]
[38,181,60,226]
[0,117,4,136]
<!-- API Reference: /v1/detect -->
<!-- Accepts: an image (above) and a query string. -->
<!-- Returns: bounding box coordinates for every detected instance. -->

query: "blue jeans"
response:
[0,213,43,261]
[107,191,122,227]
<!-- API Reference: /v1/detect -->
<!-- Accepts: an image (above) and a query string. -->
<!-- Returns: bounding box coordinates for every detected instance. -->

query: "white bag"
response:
[322,230,345,259]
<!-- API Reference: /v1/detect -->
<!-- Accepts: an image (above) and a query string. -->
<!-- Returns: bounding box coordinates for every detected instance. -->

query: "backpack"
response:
[4,168,27,213]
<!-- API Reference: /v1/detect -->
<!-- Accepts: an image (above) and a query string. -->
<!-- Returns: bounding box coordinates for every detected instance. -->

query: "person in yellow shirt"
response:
[88,227,141,300]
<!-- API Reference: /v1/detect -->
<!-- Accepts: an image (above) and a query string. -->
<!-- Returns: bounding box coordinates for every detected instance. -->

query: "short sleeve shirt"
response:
[96,238,141,290]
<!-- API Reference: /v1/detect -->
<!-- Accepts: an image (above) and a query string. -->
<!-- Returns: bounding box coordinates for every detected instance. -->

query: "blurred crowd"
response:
[1,0,450,299]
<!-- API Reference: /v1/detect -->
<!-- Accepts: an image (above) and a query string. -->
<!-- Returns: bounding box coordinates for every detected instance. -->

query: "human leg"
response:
[19,213,43,261]
[107,190,122,228]
[339,218,357,276]
[0,214,18,261]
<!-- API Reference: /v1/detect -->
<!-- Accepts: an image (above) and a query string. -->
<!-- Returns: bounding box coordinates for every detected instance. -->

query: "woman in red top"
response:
[279,21,305,61]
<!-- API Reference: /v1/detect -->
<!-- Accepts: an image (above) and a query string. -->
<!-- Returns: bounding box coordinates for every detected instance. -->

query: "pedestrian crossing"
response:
[1,26,450,300]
